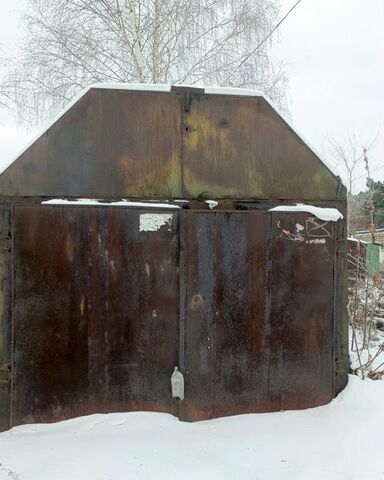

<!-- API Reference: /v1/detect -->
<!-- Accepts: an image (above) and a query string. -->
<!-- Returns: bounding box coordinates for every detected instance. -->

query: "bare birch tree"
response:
[1,0,289,125]
[327,132,379,235]
[0,45,9,110]
[328,132,379,195]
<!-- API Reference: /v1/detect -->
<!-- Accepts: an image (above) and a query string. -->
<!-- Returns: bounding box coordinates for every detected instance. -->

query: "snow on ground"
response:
[0,375,384,480]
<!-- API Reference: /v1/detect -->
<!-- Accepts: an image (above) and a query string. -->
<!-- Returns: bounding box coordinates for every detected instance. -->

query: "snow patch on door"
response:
[139,213,173,232]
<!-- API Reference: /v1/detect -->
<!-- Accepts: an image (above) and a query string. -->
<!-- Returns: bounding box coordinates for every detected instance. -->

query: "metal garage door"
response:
[11,206,335,425]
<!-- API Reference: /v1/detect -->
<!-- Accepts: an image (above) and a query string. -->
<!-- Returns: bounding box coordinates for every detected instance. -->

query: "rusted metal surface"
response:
[92,208,179,414]
[13,206,91,425]
[334,197,349,394]
[0,88,342,201]
[0,86,348,429]
[5,203,343,427]
[212,212,271,417]
[181,211,335,420]
[269,213,335,409]
[0,203,11,431]
[180,213,216,421]
[182,95,340,200]
[12,206,179,425]
[0,90,182,198]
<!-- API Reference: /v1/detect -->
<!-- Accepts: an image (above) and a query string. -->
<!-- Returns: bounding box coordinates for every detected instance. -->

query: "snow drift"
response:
[0,376,383,480]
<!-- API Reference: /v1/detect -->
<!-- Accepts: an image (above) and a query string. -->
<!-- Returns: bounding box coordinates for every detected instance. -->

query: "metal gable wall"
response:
[0,88,342,201]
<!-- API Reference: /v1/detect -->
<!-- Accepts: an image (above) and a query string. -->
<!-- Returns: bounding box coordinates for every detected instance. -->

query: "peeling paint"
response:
[307,238,327,245]
[80,295,85,316]
[139,213,173,232]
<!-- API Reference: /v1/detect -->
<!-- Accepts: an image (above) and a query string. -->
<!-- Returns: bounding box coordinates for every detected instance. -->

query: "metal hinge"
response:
[0,364,11,385]
[335,358,347,375]
[336,238,346,255]
[0,235,11,252]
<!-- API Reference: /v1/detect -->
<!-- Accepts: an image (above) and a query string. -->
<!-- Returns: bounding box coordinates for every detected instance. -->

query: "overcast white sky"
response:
[0,0,383,192]
[273,0,384,192]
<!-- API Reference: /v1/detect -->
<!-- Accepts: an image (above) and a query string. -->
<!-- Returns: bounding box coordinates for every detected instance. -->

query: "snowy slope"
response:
[0,376,383,480]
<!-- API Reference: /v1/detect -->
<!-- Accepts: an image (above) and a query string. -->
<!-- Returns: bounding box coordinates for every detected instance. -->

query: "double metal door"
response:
[11,206,335,426]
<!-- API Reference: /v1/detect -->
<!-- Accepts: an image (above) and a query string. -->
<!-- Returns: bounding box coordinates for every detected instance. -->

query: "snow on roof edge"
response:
[0,83,342,184]
[269,204,343,222]
[42,199,181,209]
[348,237,367,244]
[203,86,264,96]
[91,82,172,92]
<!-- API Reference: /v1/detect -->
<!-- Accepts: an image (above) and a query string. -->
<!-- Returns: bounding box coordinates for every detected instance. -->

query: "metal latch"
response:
[171,366,184,401]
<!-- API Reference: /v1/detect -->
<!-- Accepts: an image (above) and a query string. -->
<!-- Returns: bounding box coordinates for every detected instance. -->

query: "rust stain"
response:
[182,104,265,197]
[11,205,180,427]
[65,233,74,262]
[118,154,135,174]
[120,149,181,197]
[190,293,203,310]
[0,90,340,200]
[80,295,85,316]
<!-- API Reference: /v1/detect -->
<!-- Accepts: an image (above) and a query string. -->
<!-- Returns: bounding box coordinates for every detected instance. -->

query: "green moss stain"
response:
[183,111,267,197]
[183,168,239,198]
[312,169,338,197]
[119,149,182,197]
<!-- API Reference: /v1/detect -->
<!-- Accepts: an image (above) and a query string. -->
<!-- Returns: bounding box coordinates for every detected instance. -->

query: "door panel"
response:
[179,213,216,421]
[12,206,179,425]
[269,212,335,409]
[213,212,271,416]
[181,212,271,419]
[12,206,336,426]
[101,209,179,414]
[182,211,335,419]
[13,206,90,425]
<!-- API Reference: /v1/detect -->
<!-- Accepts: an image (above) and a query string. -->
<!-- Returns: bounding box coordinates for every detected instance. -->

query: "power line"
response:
[224,0,304,84]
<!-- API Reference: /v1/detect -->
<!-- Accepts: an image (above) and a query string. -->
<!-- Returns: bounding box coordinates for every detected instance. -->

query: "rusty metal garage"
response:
[0,85,347,429]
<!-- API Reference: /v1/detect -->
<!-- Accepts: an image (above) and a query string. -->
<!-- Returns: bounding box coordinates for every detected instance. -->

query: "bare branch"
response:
[2,0,289,125]
[327,131,379,195]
